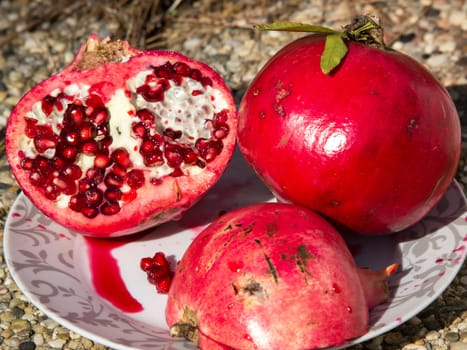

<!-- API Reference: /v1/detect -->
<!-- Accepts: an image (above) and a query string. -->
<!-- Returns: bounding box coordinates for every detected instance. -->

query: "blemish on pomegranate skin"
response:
[346,306,352,313]
[252,88,261,96]
[228,260,244,273]
[227,303,234,310]
[332,283,341,294]
[85,236,143,313]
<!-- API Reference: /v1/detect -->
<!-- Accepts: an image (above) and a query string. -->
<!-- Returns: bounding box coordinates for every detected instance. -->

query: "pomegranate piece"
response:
[166,203,398,349]
[237,16,461,234]
[6,35,237,237]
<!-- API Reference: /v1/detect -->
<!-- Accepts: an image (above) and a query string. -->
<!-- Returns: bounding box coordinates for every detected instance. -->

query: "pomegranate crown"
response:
[255,14,386,75]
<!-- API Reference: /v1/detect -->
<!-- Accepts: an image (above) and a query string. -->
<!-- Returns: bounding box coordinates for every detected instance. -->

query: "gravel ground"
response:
[0,0,466,349]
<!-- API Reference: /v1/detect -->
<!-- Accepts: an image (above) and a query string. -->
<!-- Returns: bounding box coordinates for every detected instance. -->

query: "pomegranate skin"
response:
[166,203,392,349]
[6,35,237,237]
[238,34,461,234]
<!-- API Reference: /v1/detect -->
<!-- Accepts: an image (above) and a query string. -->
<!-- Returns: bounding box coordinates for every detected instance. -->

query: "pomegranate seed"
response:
[89,107,109,125]
[150,177,163,185]
[183,150,198,164]
[136,108,156,127]
[21,157,34,171]
[100,201,121,215]
[94,152,112,168]
[214,109,229,123]
[79,122,96,140]
[65,104,85,126]
[95,123,109,138]
[112,164,127,178]
[132,122,147,138]
[44,185,60,200]
[86,93,104,108]
[69,194,84,212]
[140,257,153,271]
[154,62,174,79]
[86,167,105,183]
[81,206,99,218]
[59,146,78,161]
[173,62,191,76]
[140,138,157,154]
[41,95,56,116]
[105,187,122,201]
[201,77,213,87]
[81,139,98,155]
[62,164,82,179]
[212,122,229,139]
[143,151,164,166]
[104,172,125,188]
[155,275,172,294]
[136,84,165,102]
[190,69,202,81]
[29,171,46,186]
[61,178,77,196]
[24,117,39,138]
[165,148,183,167]
[84,188,103,206]
[78,178,92,193]
[122,188,137,202]
[111,148,131,169]
[34,135,57,153]
[61,129,80,145]
[98,135,113,151]
[163,128,182,140]
[191,90,203,96]
[126,169,145,189]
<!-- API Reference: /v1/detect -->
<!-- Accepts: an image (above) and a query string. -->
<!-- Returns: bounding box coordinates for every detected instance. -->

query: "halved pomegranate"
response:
[6,35,237,237]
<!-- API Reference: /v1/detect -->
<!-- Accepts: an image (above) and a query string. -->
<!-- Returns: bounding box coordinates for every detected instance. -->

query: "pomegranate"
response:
[166,202,398,349]
[237,16,461,234]
[6,35,237,237]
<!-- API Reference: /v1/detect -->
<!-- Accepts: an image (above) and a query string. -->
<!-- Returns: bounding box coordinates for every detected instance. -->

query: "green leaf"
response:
[255,21,340,34]
[320,34,348,75]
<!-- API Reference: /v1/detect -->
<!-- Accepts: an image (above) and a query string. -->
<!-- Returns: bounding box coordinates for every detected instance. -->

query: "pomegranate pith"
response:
[6,35,237,237]
[237,30,460,234]
[166,203,397,350]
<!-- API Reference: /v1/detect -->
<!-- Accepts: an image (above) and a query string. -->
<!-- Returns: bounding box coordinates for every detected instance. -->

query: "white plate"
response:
[4,149,467,350]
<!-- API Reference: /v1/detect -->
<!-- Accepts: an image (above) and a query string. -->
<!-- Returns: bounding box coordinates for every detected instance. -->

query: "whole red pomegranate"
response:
[237,17,461,234]
[6,35,237,237]
[166,202,397,349]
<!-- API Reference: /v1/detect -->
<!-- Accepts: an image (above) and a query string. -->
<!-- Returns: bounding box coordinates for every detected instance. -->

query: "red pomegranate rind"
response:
[166,203,394,349]
[237,34,460,234]
[6,36,237,237]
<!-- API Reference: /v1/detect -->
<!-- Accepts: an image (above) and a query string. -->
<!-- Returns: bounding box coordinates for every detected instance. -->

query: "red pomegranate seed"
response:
[104,172,124,188]
[98,135,112,151]
[94,152,112,168]
[95,123,109,138]
[41,95,56,116]
[136,84,165,102]
[65,104,85,126]
[122,188,137,202]
[173,62,191,76]
[140,138,157,154]
[126,169,145,189]
[79,122,96,141]
[191,90,203,96]
[214,109,229,123]
[100,201,121,215]
[84,187,103,206]
[200,77,213,87]
[136,109,155,127]
[165,148,183,167]
[212,122,229,139]
[81,206,99,218]
[155,275,172,294]
[111,148,131,169]
[163,128,182,140]
[89,107,109,125]
[183,150,198,164]
[20,157,34,171]
[154,62,174,79]
[59,146,78,161]
[68,194,84,212]
[86,93,104,108]
[81,139,98,155]
[34,135,57,153]
[132,122,147,138]
[190,69,202,81]
[62,164,82,179]
[140,257,153,271]
[24,117,39,138]
[44,185,60,200]
[61,129,80,145]
[143,151,164,166]
[105,187,122,201]
[111,164,127,178]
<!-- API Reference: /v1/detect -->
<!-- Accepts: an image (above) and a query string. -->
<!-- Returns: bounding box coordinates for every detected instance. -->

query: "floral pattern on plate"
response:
[4,150,467,350]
